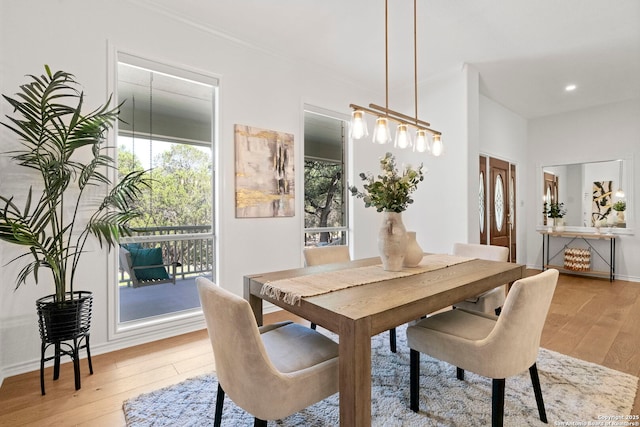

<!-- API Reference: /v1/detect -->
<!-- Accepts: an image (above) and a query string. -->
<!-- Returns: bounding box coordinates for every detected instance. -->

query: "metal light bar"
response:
[349,103,441,136]
[369,103,432,129]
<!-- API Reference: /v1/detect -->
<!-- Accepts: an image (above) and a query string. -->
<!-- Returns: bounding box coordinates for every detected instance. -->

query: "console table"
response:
[540,230,617,281]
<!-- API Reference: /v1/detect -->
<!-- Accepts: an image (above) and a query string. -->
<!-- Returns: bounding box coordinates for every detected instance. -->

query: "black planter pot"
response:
[36,291,93,394]
[36,291,93,342]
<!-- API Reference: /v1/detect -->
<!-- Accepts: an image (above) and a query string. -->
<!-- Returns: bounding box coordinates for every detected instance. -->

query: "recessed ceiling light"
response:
[565,84,577,92]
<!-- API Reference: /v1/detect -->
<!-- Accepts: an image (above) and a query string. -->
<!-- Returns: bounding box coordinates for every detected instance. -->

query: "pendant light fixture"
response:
[615,159,625,198]
[349,0,442,155]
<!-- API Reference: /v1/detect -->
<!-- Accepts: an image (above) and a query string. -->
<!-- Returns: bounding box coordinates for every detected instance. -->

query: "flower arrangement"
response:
[349,152,424,213]
[613,200,626,212]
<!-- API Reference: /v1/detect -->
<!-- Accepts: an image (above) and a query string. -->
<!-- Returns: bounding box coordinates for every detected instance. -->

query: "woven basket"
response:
[563,248,591,271]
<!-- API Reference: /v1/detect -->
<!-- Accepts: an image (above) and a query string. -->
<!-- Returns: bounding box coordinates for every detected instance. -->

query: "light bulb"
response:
[394,124,412,149]
[414,129,429,153]
[431,134,443,157]
[372,117,391,145]
[349,110,368,139]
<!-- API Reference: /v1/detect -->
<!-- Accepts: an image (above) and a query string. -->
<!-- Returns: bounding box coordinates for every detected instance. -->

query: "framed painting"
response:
[591,180,612,226]
[235,124,295,218]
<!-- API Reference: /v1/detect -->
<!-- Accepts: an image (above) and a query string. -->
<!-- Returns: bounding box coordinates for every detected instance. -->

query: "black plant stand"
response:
[36,291,93,395]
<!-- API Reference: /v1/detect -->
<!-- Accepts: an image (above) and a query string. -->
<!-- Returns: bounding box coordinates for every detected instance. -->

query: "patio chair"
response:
[119,244,177,288]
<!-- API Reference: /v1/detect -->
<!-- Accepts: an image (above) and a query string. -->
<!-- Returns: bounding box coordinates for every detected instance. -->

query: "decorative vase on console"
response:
[378,212,408,271]
[349,152,424,272]
[403,231,424,267]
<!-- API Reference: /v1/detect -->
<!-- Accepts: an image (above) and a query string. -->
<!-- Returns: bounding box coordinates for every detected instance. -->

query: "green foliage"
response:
[613,200,626,211]
[0,66,150,301]
[546,202,566,218]
[349,152,424,213]
[119,144,212,228]
[304,160,344,243]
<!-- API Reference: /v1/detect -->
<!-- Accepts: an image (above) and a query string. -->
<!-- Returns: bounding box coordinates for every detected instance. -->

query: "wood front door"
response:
[509,163,517,262]
[543,172,558,226]
[479,156,488,244]
[486,157,516,261]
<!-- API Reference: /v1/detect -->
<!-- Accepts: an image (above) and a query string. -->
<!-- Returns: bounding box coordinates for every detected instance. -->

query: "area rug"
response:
[123,325,638,426]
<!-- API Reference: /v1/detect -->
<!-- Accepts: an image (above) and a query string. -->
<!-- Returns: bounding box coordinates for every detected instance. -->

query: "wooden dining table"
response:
[244,254,525,426]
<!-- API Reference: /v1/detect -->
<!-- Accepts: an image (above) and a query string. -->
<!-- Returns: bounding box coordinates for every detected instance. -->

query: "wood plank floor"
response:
[0,270,638,426]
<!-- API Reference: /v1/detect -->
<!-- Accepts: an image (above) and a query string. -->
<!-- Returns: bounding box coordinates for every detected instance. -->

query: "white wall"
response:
[0,0,473,380]
[526,99,640,279]
[392,69,474,256]
[478,95,529,262]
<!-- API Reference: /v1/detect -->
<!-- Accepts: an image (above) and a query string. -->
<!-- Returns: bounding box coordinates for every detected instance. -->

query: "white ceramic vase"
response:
[378,211,407,271]
[403,231,424,267]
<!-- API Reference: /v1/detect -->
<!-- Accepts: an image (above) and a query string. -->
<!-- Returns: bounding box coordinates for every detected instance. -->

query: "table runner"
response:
[260,253,474,305]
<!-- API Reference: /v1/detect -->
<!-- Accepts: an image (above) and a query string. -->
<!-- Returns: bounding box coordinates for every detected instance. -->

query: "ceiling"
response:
[136,0,640,119]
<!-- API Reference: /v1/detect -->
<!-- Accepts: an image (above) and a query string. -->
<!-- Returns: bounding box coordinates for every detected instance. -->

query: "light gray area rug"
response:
[123,325,638,426]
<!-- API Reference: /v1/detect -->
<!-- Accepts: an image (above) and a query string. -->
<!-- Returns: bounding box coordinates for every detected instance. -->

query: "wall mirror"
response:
[539,157,633,232]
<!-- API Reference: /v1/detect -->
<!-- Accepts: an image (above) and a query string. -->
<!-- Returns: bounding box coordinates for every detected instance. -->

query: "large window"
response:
[303,109,348,246]
[116,53,217,324]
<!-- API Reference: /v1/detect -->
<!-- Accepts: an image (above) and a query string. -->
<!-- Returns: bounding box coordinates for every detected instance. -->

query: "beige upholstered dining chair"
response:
[303,245,398,353]
[452,243,510,315]
[406,269,559,427]
[303,245,350,267]
[196,277,339,427]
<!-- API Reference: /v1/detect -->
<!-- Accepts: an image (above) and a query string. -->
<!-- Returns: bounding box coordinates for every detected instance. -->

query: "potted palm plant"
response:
[0,65,148,387]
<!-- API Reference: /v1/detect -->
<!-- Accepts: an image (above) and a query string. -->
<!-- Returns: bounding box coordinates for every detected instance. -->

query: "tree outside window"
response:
[303,110,348,247]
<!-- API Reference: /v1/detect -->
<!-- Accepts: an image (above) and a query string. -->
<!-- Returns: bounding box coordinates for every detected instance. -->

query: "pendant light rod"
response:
[348,0,443,149]
[615,160,625,198]
[414,0,419,124]
[384,0,389,113]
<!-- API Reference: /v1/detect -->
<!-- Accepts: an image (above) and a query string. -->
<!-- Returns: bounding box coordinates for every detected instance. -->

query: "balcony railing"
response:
[304,226,348,247]
[119,225,214,286]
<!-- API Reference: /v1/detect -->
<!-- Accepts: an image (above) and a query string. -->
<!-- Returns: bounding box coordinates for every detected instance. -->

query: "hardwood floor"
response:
[0,270,638,426]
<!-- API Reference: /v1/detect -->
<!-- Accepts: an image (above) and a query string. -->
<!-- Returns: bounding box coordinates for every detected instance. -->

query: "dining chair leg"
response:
[214,384,225,427]
[389,328,397,353]
[254,418,267,427]
[492,378,505,427]
[529,363,548,423]
[456,367,465,380]
[409,349,420,412]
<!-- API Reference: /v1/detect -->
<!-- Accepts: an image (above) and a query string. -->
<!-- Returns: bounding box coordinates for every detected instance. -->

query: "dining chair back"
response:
[303,245,398,352]
[303,245,350,266]
[452,243,510,315]
[196,277,339,426]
